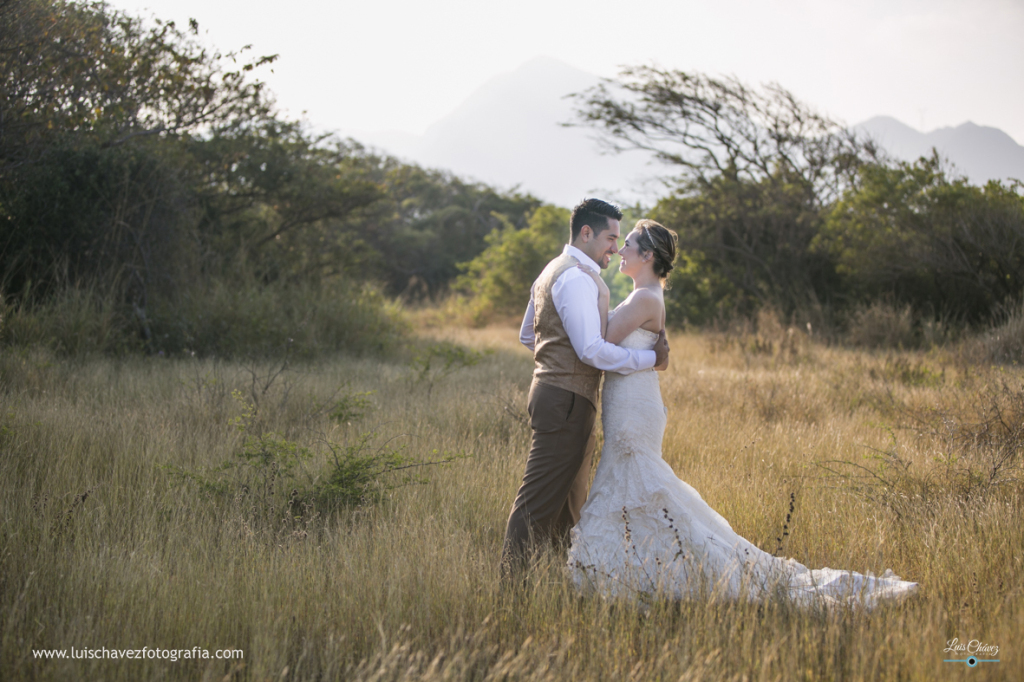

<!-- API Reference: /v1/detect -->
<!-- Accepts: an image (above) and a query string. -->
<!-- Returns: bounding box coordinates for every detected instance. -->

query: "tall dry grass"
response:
[0,323,1021,680]
[0,275,407,358]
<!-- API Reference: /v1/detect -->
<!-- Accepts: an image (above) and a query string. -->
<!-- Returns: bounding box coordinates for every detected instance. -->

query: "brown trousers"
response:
[500,381,596,574]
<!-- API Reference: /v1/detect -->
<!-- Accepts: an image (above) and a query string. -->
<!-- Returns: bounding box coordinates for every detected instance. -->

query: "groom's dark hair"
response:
[570,198,623,242]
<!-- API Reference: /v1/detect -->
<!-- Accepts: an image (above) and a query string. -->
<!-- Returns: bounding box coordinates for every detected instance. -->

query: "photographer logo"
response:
[943,638,1000,668]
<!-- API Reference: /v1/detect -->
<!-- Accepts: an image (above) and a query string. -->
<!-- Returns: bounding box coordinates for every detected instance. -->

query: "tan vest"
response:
[532,253,602,407]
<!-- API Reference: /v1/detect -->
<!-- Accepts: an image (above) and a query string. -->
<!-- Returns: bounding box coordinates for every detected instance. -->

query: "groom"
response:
[500,198,669,575]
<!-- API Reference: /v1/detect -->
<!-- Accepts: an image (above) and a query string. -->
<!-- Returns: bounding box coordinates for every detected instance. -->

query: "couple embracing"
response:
[501,199,919,607]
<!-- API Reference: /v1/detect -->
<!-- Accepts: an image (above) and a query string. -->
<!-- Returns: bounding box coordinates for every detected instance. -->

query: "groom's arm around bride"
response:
[500,198,669,577]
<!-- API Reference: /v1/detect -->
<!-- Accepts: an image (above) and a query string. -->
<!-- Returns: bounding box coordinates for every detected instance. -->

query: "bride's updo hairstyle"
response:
[634,219,678,283]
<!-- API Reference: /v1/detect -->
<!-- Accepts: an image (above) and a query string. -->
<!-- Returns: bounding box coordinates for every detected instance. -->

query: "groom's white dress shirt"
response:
[519,244,656,374]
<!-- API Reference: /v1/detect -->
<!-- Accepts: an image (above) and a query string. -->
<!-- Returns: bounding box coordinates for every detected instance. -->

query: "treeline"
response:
[461,67,1024,346]
[4,1,1023,357]
[0,0,539,356]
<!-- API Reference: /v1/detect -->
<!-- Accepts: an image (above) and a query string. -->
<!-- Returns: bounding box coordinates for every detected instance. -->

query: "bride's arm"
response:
[576,266,661,345]
[604,291,661,345]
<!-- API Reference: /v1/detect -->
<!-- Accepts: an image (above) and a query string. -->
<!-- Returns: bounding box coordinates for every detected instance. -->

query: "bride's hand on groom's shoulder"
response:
[576,264,609,300]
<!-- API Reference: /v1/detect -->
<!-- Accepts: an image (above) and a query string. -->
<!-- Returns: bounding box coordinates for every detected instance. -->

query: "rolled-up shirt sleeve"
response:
[553,269,656,374]
[519,288,536,351]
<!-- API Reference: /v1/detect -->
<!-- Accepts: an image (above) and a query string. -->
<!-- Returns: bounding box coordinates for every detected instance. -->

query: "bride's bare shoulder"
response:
[606,289,664,342]
[621,288,663,313]
[630,288,663,302]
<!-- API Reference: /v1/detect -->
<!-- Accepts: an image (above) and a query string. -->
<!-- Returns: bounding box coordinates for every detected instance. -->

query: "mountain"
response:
[855,116,1024,184]
[353,59,1024,207]
[353,57,667,208]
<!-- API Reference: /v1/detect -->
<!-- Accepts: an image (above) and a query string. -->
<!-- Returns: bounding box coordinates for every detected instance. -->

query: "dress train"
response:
[566,325,919,608]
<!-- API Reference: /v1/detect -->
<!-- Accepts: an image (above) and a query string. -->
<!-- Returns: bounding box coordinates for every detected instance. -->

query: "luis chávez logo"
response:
[943,638,1000,668]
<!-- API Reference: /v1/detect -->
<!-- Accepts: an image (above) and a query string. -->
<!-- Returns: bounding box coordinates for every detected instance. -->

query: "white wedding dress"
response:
[567,323,920,608]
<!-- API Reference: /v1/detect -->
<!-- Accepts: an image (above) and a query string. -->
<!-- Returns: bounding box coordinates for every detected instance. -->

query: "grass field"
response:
[1,321,1021,680]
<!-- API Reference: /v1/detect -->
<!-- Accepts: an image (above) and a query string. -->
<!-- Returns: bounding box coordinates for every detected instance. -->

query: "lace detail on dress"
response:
[567,325,919,608]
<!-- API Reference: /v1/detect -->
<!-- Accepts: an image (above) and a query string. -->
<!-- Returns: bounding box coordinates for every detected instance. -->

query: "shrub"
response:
[149,275,407,358]
[845,301,917,349]
[163,388,463,524]
[1,275,407,358]
[0,280,137,355]
[819,158,1024,325]
[973,300,1024,365]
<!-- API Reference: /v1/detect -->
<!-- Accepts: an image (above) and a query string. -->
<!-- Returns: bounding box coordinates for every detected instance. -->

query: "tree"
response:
[568,67,874,322]
[0,0,285,294]
[455,205,568,320]
[0,1,395,302]
[569,66,876,202]
[815,154,1024,322]
[359,162,541,298]
[654,168,837,323]
[186,124,385,285]
[0,0,275,171]
[0,0,552,355]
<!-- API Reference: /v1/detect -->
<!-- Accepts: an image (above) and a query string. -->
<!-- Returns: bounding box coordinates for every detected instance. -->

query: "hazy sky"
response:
[112,0,1024,144]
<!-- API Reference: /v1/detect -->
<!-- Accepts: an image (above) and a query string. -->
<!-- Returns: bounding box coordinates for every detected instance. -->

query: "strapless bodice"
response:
[618,326,658,351]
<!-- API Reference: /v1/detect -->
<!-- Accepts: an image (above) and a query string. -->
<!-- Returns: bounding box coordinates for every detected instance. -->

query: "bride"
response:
[566,219,920,608]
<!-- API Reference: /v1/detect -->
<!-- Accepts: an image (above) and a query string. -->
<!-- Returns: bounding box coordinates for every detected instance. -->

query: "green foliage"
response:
[0,275,406,358]
[455,205,568,321]
[571,66,1024,336]
[0,0,285,294]
[660,249,743,326]
[364,164,542,298]
[815,154,1024,323]
[9,0,1021,350]
[410,342,487,396]
[317,433,444,509]
[652,170,837,325]
[569,67,872,327]
[170,425,312,519]
[653,157,1023,332]
[185,125,386,285]
[163,388,462,520]
[0,0,275,169]
[0,0,537,358]
[326,389,375,425]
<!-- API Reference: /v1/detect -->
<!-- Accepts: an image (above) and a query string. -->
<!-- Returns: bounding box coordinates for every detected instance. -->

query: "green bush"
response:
[0,280,138,355]
[455,205,568,322]
[163,388,462,521]
[816,156,1024,324]
[651,171,836,327]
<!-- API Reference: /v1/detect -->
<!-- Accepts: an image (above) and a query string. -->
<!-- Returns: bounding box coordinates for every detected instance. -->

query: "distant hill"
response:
[353,59,1024,208]
[353,57,667,208]
[855,116,1024,185]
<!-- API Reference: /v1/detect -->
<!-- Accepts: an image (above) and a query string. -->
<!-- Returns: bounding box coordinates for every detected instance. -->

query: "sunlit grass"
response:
[0,324,1020,680]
